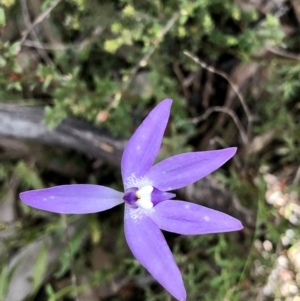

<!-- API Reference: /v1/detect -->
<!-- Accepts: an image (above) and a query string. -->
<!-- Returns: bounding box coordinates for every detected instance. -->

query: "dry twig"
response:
[177,106,248,145]
[173,62,191,99]
[266,46,300,61]
[22,26,105,52]
[22,40,68,50]
[20,0,53,65]
[19,0,63,46]
[183,51,253,140]
[61,215,80,301]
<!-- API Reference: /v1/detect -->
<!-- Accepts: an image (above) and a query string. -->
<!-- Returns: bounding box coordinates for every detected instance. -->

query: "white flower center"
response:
[135,185,154,210]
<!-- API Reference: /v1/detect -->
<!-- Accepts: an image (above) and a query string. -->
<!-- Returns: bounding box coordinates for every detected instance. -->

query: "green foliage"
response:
[0,7,6,27]
[0,260,20,300]
[15,161,44,190]
[55,222,88,278]
[0,0,284,137]
[31,244,49,294]
[255,61,300,166]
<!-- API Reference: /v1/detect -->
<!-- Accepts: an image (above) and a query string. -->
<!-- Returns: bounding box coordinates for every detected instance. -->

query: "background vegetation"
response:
[0,0,300,300]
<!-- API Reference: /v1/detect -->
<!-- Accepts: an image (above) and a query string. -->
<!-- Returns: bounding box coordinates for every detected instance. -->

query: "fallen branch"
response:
[0,104,124,167]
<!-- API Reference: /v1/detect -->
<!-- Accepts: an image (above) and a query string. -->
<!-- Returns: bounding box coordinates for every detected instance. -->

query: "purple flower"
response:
[20,99,243,301]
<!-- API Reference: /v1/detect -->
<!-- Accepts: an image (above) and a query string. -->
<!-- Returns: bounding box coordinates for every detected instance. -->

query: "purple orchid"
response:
[20,99,243,301]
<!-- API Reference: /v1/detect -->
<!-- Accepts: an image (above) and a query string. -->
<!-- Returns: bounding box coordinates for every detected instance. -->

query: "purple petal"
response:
[151,188,175,206]
[149,200,243,235]
[144,147,237,191]
[124,206,186,301]
[20,185,124,214]
[121,99,172,189]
